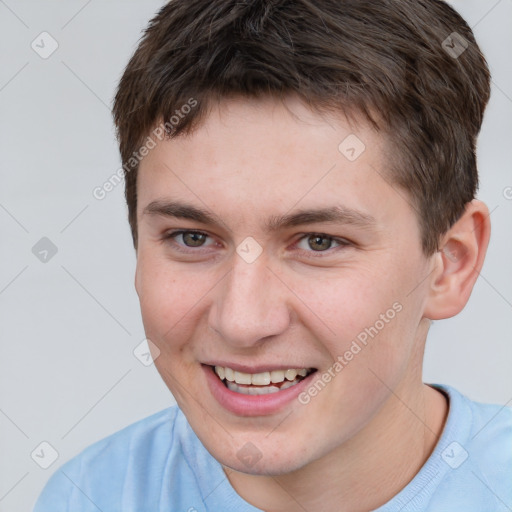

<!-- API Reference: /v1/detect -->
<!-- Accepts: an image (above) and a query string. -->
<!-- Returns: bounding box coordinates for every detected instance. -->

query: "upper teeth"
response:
[214,366,310,385]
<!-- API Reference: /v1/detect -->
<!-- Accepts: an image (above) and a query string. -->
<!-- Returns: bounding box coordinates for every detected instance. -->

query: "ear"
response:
[134,258,141,297]
[423,200,491,320]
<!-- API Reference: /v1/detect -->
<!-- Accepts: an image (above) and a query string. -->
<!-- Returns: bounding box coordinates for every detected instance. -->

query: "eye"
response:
[295,233,350,253]
[164,230,215,249]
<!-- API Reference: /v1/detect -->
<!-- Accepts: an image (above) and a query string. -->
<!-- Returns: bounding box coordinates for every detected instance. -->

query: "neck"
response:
[224,381,448,512]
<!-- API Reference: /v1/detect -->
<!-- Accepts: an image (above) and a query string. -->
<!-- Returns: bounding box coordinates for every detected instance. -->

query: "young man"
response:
[34,1,511,511]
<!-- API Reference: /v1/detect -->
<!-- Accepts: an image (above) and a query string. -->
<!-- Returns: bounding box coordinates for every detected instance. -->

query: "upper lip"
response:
[202,362,316,373]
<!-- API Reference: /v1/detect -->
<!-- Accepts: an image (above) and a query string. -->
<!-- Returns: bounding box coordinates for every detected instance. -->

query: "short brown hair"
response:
[113,0,491,254]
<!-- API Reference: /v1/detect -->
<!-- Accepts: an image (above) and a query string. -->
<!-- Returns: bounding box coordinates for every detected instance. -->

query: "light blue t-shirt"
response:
[33,384,512,512]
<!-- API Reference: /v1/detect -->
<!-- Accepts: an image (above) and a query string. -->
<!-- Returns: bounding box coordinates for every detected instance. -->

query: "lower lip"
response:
[202,365,316,417]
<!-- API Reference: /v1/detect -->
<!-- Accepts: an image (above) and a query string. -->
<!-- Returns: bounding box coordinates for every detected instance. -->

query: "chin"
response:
[200,432,317,477]
[224,454,309,477]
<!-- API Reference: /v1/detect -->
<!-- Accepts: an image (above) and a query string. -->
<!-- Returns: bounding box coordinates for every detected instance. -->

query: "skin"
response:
[134,96,490,512]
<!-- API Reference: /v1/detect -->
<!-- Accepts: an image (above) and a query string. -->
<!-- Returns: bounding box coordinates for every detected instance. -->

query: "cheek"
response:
[135,251,214,407]
[294,267,402,349]
[295,265,416,390]
[135,251,209,347]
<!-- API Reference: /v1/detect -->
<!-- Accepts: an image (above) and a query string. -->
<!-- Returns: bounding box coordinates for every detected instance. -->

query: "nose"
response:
[208,256,291,349]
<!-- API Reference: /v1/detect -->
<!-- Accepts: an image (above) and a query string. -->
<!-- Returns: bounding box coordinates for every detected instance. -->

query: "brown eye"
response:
[295,233,350,256]
[307,235,334,251]
[181,232,207,247]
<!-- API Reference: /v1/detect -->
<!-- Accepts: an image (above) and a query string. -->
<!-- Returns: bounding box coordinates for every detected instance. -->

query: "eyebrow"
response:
[143,200,377,232]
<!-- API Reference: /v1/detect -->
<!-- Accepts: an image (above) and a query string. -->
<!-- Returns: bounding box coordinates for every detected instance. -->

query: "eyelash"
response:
[162,230,352,257]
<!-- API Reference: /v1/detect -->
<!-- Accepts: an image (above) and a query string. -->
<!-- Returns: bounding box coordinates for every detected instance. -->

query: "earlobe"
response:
[424,200,491,320]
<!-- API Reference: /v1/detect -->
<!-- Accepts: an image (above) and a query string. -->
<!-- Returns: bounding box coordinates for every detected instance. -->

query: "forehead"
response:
[136,96,402,231]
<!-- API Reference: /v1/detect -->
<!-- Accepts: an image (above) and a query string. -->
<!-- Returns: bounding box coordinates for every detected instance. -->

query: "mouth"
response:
[210,365,317,395]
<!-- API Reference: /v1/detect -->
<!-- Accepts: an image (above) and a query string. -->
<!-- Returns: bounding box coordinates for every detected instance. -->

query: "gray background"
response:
[0,1,511,510]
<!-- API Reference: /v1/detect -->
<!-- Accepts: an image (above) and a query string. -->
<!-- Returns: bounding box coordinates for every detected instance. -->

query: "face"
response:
[135,96,434,475]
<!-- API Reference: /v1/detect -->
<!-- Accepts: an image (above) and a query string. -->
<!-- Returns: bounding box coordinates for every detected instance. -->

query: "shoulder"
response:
[67,405,180,471]
[437,384,512,446]
[447,384,512,458]
[460,387,512,482]
[33,406,187,512]
[466,391,512,439]
[431,385,512,511]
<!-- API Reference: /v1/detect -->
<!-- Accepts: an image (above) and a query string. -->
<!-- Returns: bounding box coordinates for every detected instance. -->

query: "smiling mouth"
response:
[211,365,317,395]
